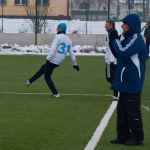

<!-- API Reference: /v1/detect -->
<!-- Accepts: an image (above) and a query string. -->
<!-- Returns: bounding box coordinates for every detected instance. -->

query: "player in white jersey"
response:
[104,20,118,101]
[26,23,79,98]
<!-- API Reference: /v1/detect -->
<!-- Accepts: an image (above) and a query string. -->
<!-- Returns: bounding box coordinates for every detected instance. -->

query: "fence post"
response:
[1,0,4,33]
[107,0,110,20]
[35,0,38,45]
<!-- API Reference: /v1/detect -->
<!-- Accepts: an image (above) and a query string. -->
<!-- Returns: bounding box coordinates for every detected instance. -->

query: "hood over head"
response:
[121,14,141,34]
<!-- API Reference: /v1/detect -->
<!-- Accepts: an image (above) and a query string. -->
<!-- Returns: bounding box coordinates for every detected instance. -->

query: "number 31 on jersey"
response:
[58,42,70,55]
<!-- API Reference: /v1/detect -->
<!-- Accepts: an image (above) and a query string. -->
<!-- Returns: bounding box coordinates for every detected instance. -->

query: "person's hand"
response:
[109,30,119,43]
[73,65,79,71]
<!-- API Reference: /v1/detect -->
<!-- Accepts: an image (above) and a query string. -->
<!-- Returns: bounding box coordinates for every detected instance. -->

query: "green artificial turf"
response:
[0,55,149,150]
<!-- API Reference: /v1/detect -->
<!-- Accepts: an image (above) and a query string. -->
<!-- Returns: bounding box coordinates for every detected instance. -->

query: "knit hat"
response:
[57,23,67,32]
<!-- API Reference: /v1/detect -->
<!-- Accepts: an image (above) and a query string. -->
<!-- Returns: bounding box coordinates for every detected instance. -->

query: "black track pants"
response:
[116,92,144,141]
[29,60,59,94]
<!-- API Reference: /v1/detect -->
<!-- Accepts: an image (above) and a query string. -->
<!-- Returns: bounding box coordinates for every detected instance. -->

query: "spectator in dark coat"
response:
[144,20,150,58]
[108,14,147,145]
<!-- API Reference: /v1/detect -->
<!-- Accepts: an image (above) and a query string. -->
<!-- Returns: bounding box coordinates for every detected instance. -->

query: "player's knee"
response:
[44,73,51,81]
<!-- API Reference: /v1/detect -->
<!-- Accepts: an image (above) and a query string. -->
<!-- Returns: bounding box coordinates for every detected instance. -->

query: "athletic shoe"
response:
[53,93,60,98]
[112,96,119,101]
[110,138,125,144]
[124,139,143,145]
[26,79,31,86]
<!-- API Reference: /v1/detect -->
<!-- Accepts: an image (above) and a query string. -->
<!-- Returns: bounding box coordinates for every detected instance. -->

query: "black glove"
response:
[73,65,79,71]
[109,30,119,43]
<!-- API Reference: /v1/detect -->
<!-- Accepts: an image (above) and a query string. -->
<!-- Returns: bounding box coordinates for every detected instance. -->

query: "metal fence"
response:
[71,0,150,21]
[0,0,149,45]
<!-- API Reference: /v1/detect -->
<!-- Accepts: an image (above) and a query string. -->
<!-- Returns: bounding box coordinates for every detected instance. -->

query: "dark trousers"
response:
[29,60,59,94]
[105,63,118,97]
[105,63,116,83]
[146,40,149,58]
[117,92,144,141]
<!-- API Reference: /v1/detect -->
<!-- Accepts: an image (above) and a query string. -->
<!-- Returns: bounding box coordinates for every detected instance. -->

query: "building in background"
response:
[0,0,149,21]
[0,0,70,19]
[70,0,150,21]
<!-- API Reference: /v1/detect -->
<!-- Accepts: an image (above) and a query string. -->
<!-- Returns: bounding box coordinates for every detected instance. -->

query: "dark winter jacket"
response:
[110,14,147,94]
[144,25,150,42]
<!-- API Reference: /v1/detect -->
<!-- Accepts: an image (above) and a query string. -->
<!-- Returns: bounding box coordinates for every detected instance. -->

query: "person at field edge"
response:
[108,14,147,145]
[144,20,150,59]
[26,23,79,98]
[104,20,119,101]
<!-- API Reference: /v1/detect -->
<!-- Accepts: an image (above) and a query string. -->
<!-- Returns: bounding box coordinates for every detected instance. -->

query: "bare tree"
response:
[25,0,53,33]
[95,0,106,21]
[85,0,90,21]
[142,0,149,21]
[116,0,120,20]
[83,0,93,33]
[125,0,135,14]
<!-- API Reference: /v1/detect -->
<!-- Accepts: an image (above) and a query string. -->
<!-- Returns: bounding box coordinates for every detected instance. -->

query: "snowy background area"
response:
[0,19,147,56]
[0,18,146,34]
[0,19,124,34]
[0,43,105,56]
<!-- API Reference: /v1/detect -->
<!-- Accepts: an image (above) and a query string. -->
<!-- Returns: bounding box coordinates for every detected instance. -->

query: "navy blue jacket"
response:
[110,14,147,94]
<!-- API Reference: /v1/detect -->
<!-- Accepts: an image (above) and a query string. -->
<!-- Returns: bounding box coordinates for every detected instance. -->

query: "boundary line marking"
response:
[0,91,111,97]
[142,105,150,111]
[0,91,118,150]
[84,101,118,150]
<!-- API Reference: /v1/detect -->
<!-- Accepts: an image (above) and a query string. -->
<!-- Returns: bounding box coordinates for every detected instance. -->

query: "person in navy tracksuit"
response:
[107,14,147,145]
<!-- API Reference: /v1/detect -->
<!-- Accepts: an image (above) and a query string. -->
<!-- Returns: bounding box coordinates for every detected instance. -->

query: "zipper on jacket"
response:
[121,67,126,82]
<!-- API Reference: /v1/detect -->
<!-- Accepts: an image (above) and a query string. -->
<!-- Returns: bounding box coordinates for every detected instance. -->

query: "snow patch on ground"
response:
[0,43,105,56]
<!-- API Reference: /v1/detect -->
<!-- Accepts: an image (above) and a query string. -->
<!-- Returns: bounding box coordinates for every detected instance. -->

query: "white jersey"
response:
[47,33,77,66]
[104,34,117,64]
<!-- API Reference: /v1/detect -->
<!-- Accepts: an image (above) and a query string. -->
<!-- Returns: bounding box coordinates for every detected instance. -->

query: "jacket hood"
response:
[121,14,141,34]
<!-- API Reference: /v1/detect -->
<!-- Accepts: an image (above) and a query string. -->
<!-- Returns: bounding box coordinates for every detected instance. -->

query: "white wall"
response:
[0,18,146,34]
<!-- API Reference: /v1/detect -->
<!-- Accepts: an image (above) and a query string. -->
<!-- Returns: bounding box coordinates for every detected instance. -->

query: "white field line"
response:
[0,91,117,150]
[84,101,118,150]
[0,91,111,97]
[142,105,150,111]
